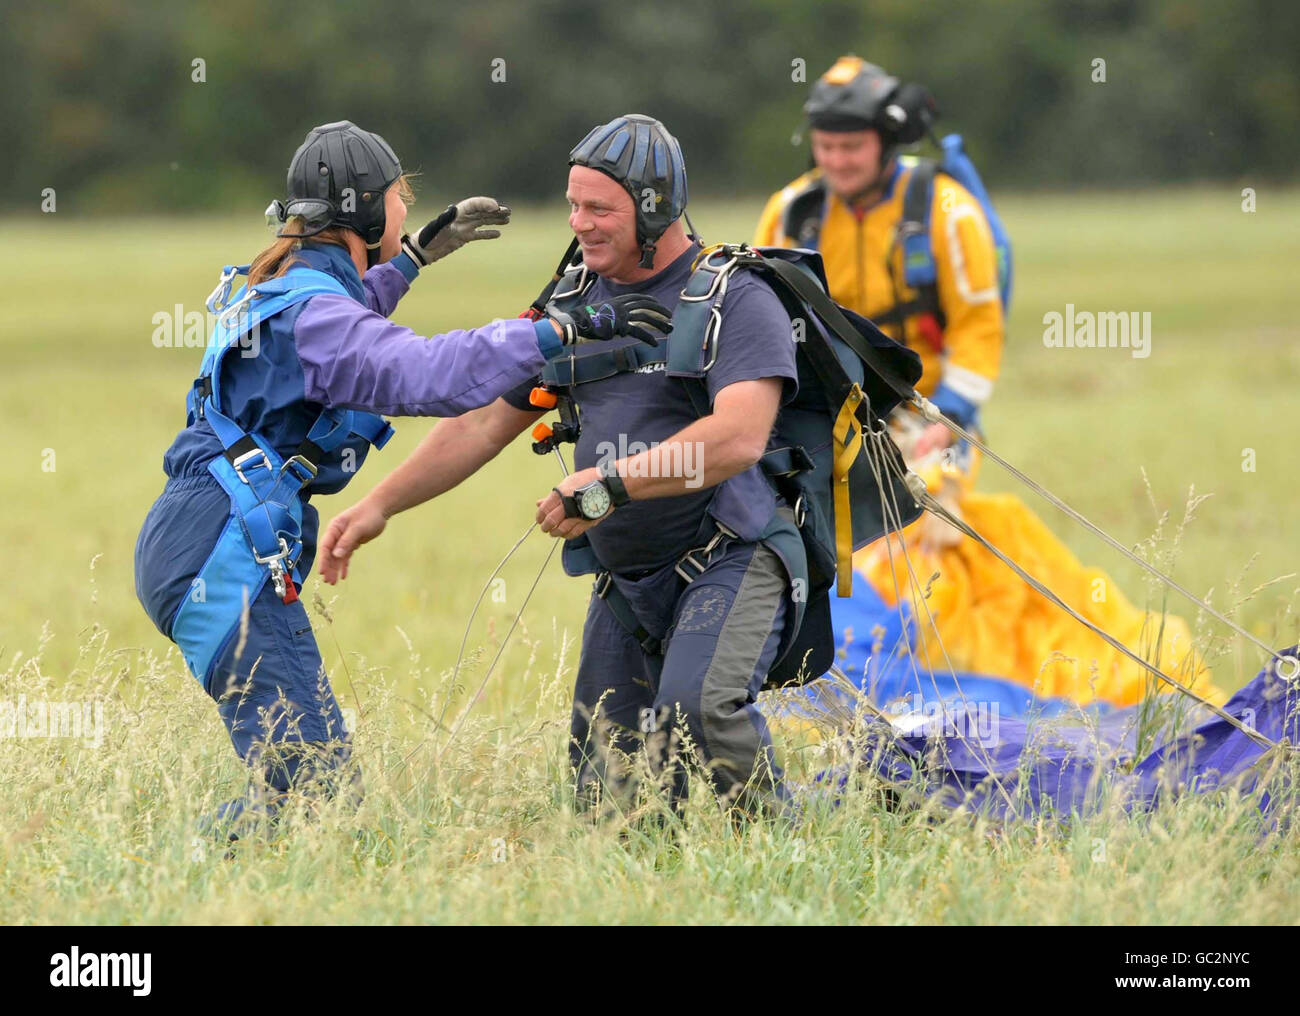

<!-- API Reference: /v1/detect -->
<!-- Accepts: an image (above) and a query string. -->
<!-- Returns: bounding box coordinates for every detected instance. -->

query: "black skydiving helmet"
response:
[802,55,938,168]
[569,113,690,269]
[265,120,403,267]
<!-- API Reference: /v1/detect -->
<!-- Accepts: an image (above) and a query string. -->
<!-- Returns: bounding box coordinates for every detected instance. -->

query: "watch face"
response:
[579,482,611,519]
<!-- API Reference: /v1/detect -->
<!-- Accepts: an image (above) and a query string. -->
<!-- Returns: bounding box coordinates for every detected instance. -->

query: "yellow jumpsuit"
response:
[755,161,1003,407]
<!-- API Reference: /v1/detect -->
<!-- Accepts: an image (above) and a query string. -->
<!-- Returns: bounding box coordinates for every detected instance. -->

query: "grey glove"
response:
[400,196,511,266]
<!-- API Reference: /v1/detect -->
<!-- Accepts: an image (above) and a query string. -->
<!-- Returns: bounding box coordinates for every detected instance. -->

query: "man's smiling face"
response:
[810,127,885,203]
[566,165,640,278]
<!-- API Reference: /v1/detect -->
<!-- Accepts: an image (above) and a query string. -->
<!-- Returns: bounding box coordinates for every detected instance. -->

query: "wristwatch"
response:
[597,457,631,507]
[557,479,613,521]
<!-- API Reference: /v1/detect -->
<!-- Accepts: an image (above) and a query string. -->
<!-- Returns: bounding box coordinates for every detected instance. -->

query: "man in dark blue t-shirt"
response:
[320,115,806,817]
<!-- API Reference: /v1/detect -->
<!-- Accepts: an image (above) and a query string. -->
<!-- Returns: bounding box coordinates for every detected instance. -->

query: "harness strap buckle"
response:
[282,453,318,484]
[550,263,591,302]
[701,306,722,372]
[594,571,613,598]
[252,536,291,567]
[231,447,273,485]
[217,286,260,331]
[205,265,241,314]
[673,554,705,584]
[673,522,738,583]
[252,537,298,603]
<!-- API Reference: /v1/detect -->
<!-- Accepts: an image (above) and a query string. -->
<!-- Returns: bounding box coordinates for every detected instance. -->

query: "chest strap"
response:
[541,339,667,387]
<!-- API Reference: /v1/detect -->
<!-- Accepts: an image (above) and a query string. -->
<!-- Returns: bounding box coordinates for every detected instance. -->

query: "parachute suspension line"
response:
[862,419,983,709]
[911,394,1288,667]
[863,419,993,699]
[858,425,932,695]
[883,448,1284,752]
[391,520,539,776]
[856,423,1021,811]
[436,534,561,765]
[436,520,538,737]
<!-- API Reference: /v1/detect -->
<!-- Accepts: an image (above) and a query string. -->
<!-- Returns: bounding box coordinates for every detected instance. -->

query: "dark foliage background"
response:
[4,0,1297,212]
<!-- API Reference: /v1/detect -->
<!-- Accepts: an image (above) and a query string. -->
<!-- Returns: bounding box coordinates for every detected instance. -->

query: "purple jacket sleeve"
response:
[362,256,420,317]
[293,293,554,417]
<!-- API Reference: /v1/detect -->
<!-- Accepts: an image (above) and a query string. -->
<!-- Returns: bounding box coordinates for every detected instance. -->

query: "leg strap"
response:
[595,520,741,658]
[594,571,662,657]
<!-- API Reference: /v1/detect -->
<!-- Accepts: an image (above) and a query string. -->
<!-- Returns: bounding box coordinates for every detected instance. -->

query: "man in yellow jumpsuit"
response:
[755,55,1003,549]
[755,56,1220,707]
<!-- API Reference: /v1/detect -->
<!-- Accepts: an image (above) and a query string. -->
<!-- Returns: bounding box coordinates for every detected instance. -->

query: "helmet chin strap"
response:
[683,210,702,245]
[362,189,390,269]
[637,238,657,270]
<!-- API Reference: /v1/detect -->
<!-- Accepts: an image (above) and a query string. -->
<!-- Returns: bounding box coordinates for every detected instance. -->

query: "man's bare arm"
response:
[320,396,541,582]
[536,377,782,539]
[370,397,542,518]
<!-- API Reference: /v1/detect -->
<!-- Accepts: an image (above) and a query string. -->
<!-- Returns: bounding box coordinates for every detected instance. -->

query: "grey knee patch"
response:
[697,545,787,776]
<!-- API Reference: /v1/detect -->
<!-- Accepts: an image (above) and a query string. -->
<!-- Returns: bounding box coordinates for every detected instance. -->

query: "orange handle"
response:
[529,387,559,409]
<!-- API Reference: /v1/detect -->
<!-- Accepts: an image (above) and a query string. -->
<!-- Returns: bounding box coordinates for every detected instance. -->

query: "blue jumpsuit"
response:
[135,242,561,827]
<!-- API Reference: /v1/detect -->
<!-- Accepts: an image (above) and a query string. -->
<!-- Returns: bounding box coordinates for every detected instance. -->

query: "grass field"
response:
[1,190,1298,924]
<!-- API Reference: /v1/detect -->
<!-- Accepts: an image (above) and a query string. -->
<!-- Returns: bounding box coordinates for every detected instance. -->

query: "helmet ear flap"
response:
[882,82,940,145]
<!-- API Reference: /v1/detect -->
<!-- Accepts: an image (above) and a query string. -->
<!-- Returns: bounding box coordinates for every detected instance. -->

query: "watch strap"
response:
[555,487,582,519]
[599,459,630,507]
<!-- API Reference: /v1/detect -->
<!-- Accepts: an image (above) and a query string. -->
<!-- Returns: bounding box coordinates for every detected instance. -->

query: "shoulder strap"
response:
[779,178,829,250]
[899,159,942,303]
[189,265,394,459]
[755,254,921,416]
[664,245,744,419]
[546,260,597,315]
[192,267,350,423]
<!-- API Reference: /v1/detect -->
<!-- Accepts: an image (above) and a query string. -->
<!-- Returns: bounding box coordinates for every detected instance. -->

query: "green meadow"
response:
[1,188,1297,923]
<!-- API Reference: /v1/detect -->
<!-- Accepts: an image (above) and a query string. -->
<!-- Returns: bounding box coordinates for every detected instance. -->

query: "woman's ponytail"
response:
[247,222,351,285]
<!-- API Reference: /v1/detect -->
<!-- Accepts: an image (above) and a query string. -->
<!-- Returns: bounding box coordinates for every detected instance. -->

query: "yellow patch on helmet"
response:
[822,55,866,85]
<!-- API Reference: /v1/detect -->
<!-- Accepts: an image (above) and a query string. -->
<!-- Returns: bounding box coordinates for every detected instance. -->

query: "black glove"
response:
[547,295,673,347]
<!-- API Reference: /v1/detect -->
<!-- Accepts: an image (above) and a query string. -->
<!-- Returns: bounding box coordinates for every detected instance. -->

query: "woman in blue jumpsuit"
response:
[133,121,637,839]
